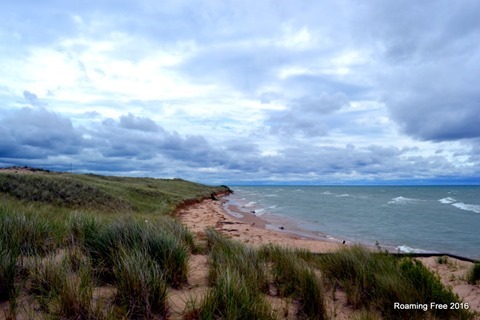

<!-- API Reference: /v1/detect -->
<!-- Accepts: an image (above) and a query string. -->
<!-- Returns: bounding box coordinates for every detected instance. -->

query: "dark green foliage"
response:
[0,248,18,302]
[467,262,480,284]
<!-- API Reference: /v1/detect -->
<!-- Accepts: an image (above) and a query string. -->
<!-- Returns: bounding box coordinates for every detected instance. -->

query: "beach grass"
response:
[113,248,169,319]
[260,245,327,320]
[29,251,96,319]
[198,229,274,319]
[467,262,480,284]
[0,169,227,319]
[0,169,476,319]
[316,245,474,319]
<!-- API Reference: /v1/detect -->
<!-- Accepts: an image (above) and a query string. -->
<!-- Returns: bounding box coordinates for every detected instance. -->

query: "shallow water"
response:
[226,186,480,259]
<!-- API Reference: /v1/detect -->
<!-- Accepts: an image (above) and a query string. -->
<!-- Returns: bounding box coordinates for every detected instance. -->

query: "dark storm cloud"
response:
[118,113,161,132]
[268,92,349,136]
[0,107,83,159]
[353,0,480,141]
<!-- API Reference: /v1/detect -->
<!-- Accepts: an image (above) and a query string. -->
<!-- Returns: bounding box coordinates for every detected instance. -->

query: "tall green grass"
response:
[198,229,274,319]
[114,248,168,319]
[71,215,190,287]
[0,248,18,303]
[317,245,474,319]
[200,267,275,320]
[261,245,327,320]
[30,252,96,319]
[206,228,268,292]
[0,207,59,257]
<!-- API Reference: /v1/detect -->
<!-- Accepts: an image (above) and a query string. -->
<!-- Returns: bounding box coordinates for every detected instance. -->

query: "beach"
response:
[179,197,343,253]
[177,196,480,316]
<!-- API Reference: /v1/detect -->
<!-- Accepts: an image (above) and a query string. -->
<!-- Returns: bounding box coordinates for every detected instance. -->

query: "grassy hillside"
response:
[0,168,229,215]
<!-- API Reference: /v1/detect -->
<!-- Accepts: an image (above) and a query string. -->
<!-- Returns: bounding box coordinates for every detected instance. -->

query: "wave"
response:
[438,197,456,204]
[336,193,351,197]
[439,197,480,213]
[452,202,480,214]
[243,201,257,208]
[397,245,432,254]
[388,196,418,205]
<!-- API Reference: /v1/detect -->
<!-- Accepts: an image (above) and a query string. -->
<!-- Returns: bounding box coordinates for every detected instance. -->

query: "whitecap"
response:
[452,202,480,214]
[336,193,350,197]
[397,245,431,254]
[243,201,257,207]
[388,196,417,204]
[321,191,333,195]
[439,197,456,204]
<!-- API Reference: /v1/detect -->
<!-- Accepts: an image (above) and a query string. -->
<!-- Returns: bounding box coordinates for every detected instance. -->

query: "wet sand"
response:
[178,197,343,253]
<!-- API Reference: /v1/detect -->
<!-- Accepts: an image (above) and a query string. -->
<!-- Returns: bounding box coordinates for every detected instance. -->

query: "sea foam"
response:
[452,202,480,214]
[397,245,431,254]
[388,196,417,204]
[439,197,456,204]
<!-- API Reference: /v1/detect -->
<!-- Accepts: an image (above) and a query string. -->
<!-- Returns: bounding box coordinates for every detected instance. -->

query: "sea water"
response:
[225,186,480,259]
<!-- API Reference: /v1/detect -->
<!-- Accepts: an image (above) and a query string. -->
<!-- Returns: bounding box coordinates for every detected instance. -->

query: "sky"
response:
[1,0,480,185]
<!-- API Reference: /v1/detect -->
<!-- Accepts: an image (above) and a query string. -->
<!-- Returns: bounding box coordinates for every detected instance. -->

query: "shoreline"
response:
[178,196,343,253]
[177,196,480,313]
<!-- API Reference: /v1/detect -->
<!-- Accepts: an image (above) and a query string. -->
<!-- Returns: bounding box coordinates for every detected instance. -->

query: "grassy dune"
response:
[0,169,477,319]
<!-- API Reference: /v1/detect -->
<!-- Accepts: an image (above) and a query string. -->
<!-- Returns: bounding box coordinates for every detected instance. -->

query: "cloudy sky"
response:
[1,0,479,185]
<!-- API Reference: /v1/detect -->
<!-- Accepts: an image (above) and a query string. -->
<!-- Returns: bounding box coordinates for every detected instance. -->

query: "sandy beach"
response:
[177,196,480,316]
[179,197,343,253]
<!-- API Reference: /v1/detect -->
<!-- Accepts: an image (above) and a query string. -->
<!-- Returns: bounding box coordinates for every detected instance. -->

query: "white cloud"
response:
[0,0,479,184]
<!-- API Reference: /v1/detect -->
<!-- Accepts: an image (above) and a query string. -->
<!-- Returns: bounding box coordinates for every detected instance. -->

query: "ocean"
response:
[224,186,480,259]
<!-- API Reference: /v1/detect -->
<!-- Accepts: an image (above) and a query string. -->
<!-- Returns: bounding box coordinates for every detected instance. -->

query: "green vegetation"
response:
[0,169,476,319]
[199,228,274,319]
[0,170,228,214]
[0,169,226,319]
[436,255,449,264]
[317,245,474,319]
[261,245,326,320]
[467,262,480,284]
